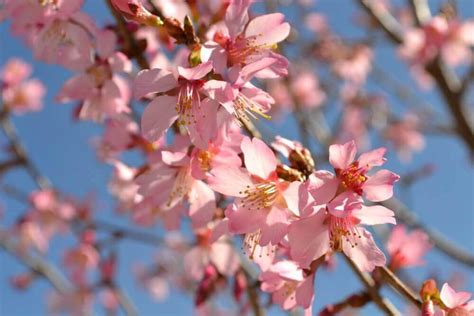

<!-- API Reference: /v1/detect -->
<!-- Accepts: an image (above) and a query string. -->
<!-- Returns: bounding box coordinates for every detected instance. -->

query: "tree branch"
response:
[377,266,422,308]
[0,230,73,294]
[343,255,401,315]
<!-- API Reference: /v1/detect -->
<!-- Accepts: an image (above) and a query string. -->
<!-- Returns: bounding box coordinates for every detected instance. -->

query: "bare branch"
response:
[343,255,401,315]
[377,266,422,308]
[0,230,73,294]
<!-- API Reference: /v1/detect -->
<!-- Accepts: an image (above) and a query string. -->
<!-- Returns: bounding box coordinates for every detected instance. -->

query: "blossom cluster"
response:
[1,0,472,315]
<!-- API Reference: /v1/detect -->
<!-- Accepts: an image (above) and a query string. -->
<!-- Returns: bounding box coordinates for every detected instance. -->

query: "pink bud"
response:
[10,273,34,290]
[233,271,247,302]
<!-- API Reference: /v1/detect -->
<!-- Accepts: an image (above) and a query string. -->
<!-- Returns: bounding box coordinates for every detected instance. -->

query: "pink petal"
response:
[296,276,315,309]
[329,140,357,170]
[56,73,95,102]
[161,151,189,166]
[226,205,266,235]
[358,147,387,169]
[188,180,216,229]
[343,228,386,272]
[386,225,408,255]
[225,0,251,39]
[109,52,132,73]
[241,137,277,179]
[207,166,253,197]
[134,69,177,99]
[282,181,301,216]
[177,61,213,81]
[440,283,472,309]
[186,98,218,149]
[259,206,289,246]
[363,169,400,202]
[183,247,208,280]
[269,261,304,281]
[96,29,116,59]
[141,95,179,141]
[201,42,228,75]
[353,205,396,226]
[245,13,290,46]
[327,192,362,218]
[308,171,338,205]
[209,242,240,276]
[288,210,330,268]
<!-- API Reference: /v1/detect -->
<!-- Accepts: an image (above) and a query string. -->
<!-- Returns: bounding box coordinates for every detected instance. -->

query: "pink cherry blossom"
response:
[56,29,132,121]
[288,168,396,271]
[329,140,400,202]
[201,0,290,78]
[1,58,46,114]
[203,59,277,124]
[384,113,425,161]
[259,260,314,313]
[135,139,216,229]
[386,225,432,270]
[209,137,297,250]
[135,61,219,148]
[438,283,474,316]
[184,226,240,281]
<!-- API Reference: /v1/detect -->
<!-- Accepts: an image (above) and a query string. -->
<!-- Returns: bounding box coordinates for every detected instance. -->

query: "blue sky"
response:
[1,1,473,315]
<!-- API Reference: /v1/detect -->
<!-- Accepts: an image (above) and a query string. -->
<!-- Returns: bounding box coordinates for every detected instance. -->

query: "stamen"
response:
[238,182,277,210]
[328,215,361,251]
[166,169,192,207]
[233,93,271,126]
[337,162,367,195]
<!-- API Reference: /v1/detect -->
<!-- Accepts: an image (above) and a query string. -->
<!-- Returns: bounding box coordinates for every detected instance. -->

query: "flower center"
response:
[328,215,361,251]
[197,150,213,172]
[87,64,112,88]
[238,182,277,210]
[336,162,367,195]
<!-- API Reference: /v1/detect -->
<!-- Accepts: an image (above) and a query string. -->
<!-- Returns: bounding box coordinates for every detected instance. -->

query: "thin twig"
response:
[377,266,423,308]
[343,255,401,315]
[0,230,73,294]
[0,110,51,190]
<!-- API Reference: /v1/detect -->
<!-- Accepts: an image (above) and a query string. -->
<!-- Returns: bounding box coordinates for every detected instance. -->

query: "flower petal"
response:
[134,68,177,99]
[288,210,330,268]
[245,13,290,46]
[141,95,179,141]
[363,169,400,202]
[329,140,357,170]
[343,228,386,272]
[207,166,253,197]
[353,205,396,226]
[241,137,277,179]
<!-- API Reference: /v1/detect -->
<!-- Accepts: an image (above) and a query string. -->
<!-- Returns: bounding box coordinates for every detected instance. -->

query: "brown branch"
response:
[105,0,150,70]
[112,285,139,316]
[343,255,401,315]
[409,0,432,26]
[0,229,73,294]
[377,266,423,308]
[357,0,474,156]
[0,109,51,190]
